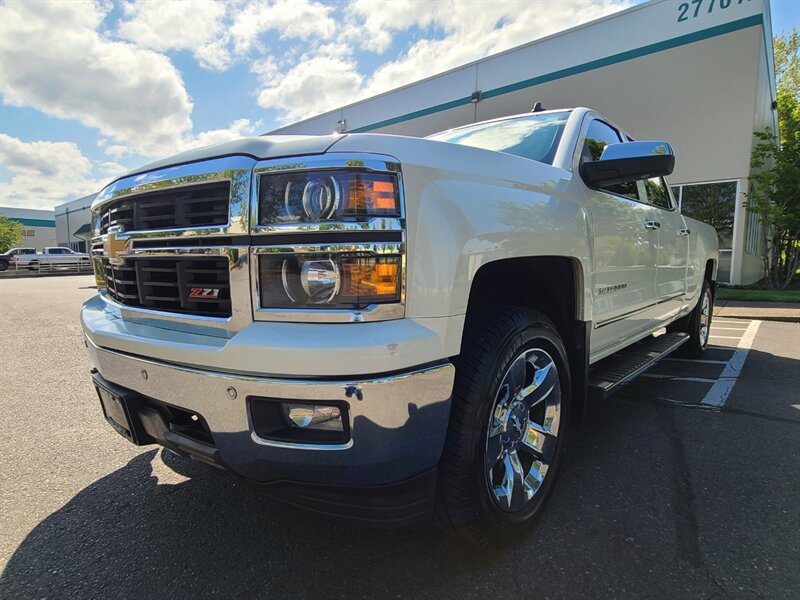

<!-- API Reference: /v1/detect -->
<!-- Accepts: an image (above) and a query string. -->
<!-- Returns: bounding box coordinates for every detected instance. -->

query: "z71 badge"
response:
[189,288,220,299]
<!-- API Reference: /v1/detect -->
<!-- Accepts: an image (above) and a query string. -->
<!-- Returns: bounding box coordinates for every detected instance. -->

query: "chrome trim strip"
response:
[254,304,406,323]
[250,241,406,323]
[91,155,256,238]
[251,218,404,235]
[96,246,251,337]
[595,292,686,328]
[251,153,406,234]
[250,432,354,451]
[251,242,405,255]
[124,246,244,258]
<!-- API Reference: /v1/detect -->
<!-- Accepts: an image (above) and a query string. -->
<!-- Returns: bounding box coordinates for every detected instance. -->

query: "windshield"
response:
[426,111,570,165]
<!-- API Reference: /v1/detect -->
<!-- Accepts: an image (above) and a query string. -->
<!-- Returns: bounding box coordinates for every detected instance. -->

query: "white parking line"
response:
[711,326,749,331]
[701,320,762,408]
[708,335,743,340]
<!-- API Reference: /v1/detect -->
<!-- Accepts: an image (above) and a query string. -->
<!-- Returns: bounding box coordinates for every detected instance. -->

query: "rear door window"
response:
[643,177,674,210]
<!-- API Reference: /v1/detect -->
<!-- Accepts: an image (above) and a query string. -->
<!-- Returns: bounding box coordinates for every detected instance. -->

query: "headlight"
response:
[258,170,400,224]
[258,251,401,309]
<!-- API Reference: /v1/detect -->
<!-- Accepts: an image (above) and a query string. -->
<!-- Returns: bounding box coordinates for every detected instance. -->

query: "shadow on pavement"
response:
[0,449,483,598]
[4,385,796,598]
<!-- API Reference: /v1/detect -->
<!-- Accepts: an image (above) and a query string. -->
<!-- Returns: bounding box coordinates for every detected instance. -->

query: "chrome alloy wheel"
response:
[699,290,711,348]
[485,347,561,513]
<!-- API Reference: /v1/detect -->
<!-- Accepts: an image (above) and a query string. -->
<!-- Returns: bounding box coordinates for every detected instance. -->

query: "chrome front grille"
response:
[102,256,232,317]
[98,182,230,235]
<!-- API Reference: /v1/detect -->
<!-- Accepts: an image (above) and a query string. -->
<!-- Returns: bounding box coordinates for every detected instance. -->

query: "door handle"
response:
[678,228,691,236]
[644,220,661,230]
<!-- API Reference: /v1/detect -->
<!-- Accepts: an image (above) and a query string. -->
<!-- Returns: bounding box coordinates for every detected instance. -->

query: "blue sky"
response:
[0,0,797,209]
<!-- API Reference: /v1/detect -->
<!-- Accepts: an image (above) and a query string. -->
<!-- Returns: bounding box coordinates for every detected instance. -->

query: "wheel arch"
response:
[460,256,590,424]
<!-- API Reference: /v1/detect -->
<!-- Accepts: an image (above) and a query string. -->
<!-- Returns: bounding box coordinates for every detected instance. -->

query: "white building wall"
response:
[0,207,56,250]
[55,194,96,252]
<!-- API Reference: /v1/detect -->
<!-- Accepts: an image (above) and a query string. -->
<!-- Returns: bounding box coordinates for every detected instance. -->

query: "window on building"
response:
[745,210,761,256]
[22,229,35,237]
[675,181,737,249]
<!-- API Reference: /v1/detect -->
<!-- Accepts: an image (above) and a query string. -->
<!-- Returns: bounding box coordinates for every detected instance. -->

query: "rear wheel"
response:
[670,280,712,358]
[0,262,7,272]
[435,307,570,547]
[28,260,39,271]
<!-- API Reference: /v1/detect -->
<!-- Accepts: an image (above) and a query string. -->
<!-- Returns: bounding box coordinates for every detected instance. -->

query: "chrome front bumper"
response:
[86,337,455,486]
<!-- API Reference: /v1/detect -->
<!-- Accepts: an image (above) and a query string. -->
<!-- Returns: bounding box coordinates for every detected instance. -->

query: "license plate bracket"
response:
[94,377,143,445]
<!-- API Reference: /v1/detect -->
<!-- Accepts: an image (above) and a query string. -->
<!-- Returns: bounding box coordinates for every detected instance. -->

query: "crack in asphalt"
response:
[655,405,704,569]
[615,393,800,426]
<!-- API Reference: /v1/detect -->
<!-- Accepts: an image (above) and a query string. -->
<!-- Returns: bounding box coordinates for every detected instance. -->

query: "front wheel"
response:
[435,307,570,547]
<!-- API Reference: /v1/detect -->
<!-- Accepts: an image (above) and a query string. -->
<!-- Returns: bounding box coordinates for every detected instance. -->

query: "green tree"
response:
[0,215,24,253]
[746,29,800,289]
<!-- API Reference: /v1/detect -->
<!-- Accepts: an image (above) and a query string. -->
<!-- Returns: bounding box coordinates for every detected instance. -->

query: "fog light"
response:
[285,404,343,431]
[250,397,350,445]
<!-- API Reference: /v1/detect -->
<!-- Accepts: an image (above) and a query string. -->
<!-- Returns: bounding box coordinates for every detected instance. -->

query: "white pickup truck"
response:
[82,107,718,545]
[15,247,91,270]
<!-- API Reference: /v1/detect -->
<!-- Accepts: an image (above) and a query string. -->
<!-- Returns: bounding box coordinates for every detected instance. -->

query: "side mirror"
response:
[582,141,675,188]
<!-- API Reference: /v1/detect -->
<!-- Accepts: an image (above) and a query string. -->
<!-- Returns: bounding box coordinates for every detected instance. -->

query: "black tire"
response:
[0,262,7,272]
[435,306,571,547]
[28,261,39,271]
[669,280,712,358]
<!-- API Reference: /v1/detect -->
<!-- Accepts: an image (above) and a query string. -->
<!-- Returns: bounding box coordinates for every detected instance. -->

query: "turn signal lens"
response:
[259,170,399,224]
[340,260,398,298]
[344,178,398,213]
[259,254,401,309]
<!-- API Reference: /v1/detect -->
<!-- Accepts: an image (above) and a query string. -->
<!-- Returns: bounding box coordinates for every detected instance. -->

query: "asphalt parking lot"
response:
[1,276,798,599]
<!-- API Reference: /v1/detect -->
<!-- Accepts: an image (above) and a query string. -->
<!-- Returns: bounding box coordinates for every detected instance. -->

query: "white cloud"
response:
[117,0,229,70]
[192,118,259,148]
[0,134,121,209]
[256,0,633,123]
[255,46,363,123]
[230,0,336,55]
[0,0,194,158]
[115,0,337,72]
[357,0,634,96]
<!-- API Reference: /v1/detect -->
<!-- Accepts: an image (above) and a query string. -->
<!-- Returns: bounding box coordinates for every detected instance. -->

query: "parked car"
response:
[15,247,91,270]
[82,107,718,545]
[0,247,36,271]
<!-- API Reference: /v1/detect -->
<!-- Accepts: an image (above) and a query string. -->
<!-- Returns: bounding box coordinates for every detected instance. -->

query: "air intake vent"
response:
[99,182,230,235]
[102,256,231,317]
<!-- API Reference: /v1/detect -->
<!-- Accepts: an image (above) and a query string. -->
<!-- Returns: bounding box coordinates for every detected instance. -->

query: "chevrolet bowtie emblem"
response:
[104,232,130,264]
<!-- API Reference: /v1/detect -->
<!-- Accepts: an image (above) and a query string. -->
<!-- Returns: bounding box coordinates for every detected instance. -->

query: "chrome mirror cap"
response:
[582,140,675,188]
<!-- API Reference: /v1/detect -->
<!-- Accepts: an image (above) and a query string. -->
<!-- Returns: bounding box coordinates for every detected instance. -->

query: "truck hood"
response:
[117,134,345,181]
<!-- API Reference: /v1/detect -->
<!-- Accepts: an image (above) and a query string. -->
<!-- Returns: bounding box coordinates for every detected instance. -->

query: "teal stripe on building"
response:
[7,217,56,228]
[350,14,764,133]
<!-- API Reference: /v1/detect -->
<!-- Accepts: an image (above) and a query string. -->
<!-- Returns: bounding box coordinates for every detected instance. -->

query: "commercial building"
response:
[55,193,97,252]
[271,0,777,285]
[0,207,56,250]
